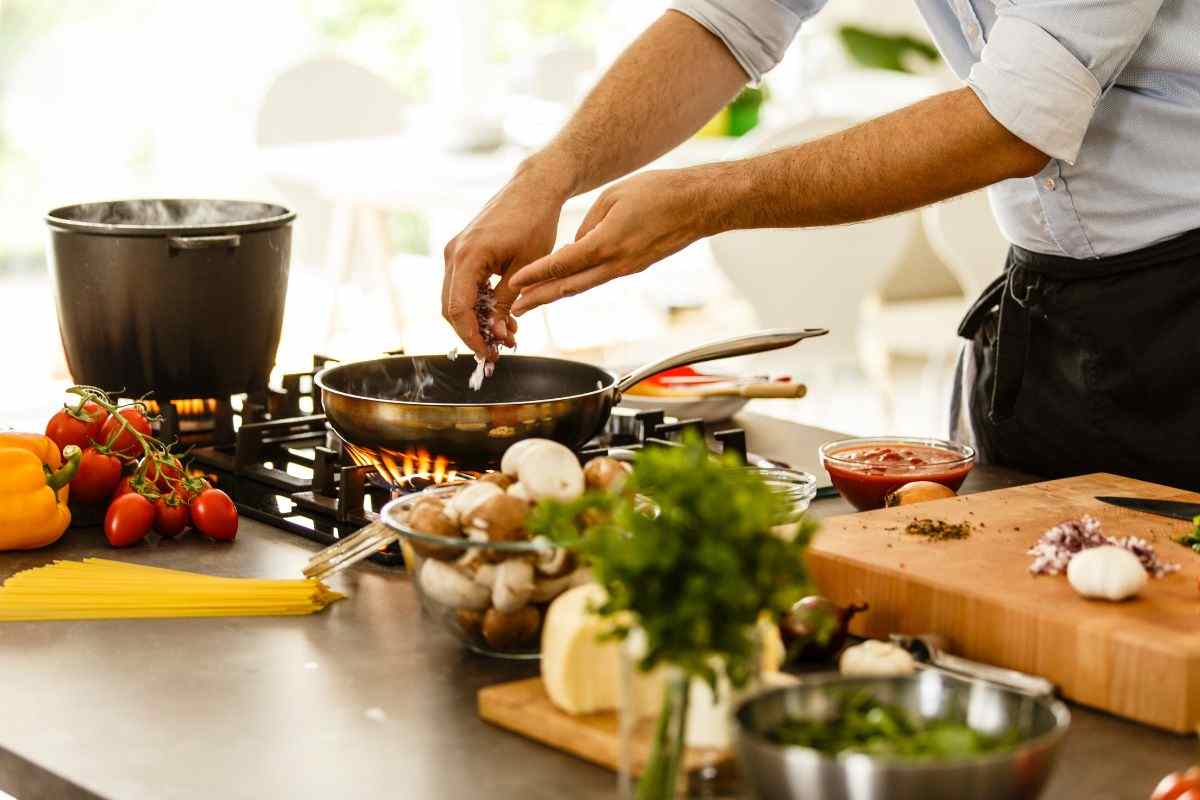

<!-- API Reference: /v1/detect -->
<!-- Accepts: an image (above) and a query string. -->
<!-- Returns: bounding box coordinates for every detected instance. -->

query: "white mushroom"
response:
[492,558,536,613]
[507,481,533,504]
[530,570,580,603]
[472,563,498,588]
[518,442,585,502]
[443,481,503,524]
[501,439,557,478]
[419,559,491,610]
[532,536,575,578]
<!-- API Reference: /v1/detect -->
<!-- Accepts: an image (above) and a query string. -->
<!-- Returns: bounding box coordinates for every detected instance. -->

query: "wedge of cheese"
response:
[541,584,662,716]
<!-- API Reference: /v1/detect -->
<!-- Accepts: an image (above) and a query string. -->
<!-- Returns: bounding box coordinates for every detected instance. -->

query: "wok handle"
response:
[615,329,828,394]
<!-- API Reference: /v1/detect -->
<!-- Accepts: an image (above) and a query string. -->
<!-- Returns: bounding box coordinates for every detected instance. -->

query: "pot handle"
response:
[167,234,242,251]
[614,328,828,394]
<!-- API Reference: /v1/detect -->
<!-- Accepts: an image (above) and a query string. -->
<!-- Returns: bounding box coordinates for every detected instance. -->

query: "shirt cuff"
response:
[668,1,805,84]
[967,15,1101,164]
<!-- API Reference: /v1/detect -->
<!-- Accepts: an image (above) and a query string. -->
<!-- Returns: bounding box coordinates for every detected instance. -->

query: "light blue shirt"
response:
[670,0,1200,259]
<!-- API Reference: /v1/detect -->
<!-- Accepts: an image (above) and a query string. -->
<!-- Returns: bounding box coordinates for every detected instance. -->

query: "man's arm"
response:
[532,10,750,199]
[442,11,748,358]
[508,88,1048,314]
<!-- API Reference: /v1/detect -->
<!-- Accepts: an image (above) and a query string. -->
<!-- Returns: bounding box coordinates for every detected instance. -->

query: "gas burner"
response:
[175,352,767,567]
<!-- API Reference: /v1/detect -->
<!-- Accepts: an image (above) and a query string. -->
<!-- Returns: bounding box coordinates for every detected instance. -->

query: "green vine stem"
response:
[62,385,200,501]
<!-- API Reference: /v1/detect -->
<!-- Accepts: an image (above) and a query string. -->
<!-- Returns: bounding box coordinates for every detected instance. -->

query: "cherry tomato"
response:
[154,498,190,538]
[104,493,155,547]
[99,407,152,458]
[72,448,124,504]
[141,456,184,491]
[111,475,137,502]
[1152,768,1200,800]
[45,401,108,453]
[190,488,238,541]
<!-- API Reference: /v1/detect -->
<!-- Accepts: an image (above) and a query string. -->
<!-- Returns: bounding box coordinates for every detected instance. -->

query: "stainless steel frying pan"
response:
[314,328,828,463]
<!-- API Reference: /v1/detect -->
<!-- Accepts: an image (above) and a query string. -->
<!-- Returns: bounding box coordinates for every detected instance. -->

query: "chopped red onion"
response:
[1027,515,1179,578]
[467,282,500,392]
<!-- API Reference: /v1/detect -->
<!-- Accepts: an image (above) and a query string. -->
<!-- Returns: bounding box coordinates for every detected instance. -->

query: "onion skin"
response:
[884,481,957,507]
[779,596,868,664]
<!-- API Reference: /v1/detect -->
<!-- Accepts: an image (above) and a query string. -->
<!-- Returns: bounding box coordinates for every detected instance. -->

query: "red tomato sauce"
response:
[824,444,973,510]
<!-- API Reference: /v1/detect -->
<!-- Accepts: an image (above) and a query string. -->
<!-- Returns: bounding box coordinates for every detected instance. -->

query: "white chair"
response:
[921,188,1008,300]
[256,57,413,341]
[706,117,921,407]
[856,189,1009,431]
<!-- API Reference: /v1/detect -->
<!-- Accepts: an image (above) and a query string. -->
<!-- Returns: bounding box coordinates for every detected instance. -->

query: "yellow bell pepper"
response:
[0,434,80,550]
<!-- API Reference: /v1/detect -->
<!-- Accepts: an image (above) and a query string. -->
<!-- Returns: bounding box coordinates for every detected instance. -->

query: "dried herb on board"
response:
[906,518,971,540]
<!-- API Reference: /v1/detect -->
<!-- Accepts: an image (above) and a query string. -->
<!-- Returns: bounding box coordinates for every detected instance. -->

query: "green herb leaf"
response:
[530,434,818,693]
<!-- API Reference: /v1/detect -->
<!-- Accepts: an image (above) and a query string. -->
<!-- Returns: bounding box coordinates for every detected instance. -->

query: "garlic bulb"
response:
[1067,545,1147,601]
[839,640,917,677]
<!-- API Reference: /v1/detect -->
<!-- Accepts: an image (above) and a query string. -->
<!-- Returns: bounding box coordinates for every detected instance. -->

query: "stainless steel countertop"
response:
[0,414,1191,800]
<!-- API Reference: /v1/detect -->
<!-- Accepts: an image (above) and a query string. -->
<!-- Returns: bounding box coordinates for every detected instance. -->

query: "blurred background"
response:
[0,0,1007,436]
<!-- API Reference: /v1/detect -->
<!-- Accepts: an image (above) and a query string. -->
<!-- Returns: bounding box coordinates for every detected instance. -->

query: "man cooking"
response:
[442,1,1200,489]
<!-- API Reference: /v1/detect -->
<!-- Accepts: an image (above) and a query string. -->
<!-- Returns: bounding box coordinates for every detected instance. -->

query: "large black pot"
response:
[46,199,295,398]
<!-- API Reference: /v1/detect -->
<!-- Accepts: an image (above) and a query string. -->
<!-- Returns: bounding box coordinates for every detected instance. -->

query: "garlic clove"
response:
[1067,545,1147,601]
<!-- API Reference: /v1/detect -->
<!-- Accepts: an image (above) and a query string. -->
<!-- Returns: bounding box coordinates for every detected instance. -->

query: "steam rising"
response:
[52,199,289,228]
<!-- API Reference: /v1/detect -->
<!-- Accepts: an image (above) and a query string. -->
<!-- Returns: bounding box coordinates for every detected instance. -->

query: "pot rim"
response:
[46,198,295,236]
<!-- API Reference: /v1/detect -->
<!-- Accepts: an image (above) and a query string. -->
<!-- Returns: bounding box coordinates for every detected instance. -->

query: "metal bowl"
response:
[733,672,1069,800]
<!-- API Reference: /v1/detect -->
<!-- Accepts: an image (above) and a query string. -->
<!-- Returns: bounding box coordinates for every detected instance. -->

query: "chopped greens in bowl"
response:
[765,688,1022,761]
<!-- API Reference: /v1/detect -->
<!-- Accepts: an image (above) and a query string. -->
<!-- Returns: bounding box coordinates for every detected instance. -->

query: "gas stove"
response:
[176,353,779,566]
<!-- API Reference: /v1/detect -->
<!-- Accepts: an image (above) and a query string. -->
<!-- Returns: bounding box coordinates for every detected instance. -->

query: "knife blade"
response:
[1095,496,1200,522]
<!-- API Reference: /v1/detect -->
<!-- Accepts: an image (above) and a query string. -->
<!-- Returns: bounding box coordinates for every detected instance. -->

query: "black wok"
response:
[314,329,827,464]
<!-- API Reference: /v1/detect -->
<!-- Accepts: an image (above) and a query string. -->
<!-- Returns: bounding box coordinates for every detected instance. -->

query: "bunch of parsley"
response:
[530,433,817,692]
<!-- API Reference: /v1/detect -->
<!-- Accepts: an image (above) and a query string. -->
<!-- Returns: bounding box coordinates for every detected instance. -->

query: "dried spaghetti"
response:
[0,559,345,620]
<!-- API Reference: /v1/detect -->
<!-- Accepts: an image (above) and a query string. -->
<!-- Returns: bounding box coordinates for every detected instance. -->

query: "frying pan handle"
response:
[614,328,829,394]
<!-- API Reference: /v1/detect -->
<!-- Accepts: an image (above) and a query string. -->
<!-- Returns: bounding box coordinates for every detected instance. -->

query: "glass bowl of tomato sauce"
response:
[819,437,976,511]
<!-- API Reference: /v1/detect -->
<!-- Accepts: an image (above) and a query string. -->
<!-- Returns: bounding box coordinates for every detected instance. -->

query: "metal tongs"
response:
[890,633,1056,697]
[303,520,399,581]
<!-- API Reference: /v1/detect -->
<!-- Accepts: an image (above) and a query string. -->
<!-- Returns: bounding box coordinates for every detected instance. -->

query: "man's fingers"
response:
[442,246,491,358]
[575,193,615,242]
[490,275,520,348]
[509,235,602,291]
[510,263,624,317]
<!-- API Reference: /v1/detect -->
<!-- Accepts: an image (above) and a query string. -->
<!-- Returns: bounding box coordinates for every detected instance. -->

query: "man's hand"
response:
[509,167,725,317]
[442,160,572,358]
[508,87,1047,318]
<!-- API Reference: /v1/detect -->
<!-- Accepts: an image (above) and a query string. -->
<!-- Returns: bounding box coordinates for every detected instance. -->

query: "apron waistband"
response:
[959,227,1200,423]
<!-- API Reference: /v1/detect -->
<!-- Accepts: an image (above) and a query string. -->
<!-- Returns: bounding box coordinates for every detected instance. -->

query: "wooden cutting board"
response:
[478,678,730,775]
[807,473,1200,732]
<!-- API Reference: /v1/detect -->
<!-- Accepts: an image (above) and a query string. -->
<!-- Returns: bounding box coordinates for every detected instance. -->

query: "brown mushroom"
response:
[482,606,541,650]
[406,497,466,561]
[477,472,515,490]
[465,494,529,542]
[583,457,632,493]
[455,608,485,638]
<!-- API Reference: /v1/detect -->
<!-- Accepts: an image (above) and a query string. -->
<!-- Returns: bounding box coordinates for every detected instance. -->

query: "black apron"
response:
[957,226,1200,490]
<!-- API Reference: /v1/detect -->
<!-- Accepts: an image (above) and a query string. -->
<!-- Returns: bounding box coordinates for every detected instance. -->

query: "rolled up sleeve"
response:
[967,0,1164,164]
[668,0,823,83]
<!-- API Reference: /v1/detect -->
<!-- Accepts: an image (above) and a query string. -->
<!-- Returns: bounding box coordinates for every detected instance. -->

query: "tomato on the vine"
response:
[111,475,138,502]
[1152,768,1200,800]
[142,456,184,491]
[154,497,190,538]
[99,407,152,458]
[45,401,108,453]
[190,488,238,541]
[104,493,155,547]
[72,448,125,504]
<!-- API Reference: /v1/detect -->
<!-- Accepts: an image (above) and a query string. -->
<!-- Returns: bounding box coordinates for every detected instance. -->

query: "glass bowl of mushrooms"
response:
[379,440,633,659]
